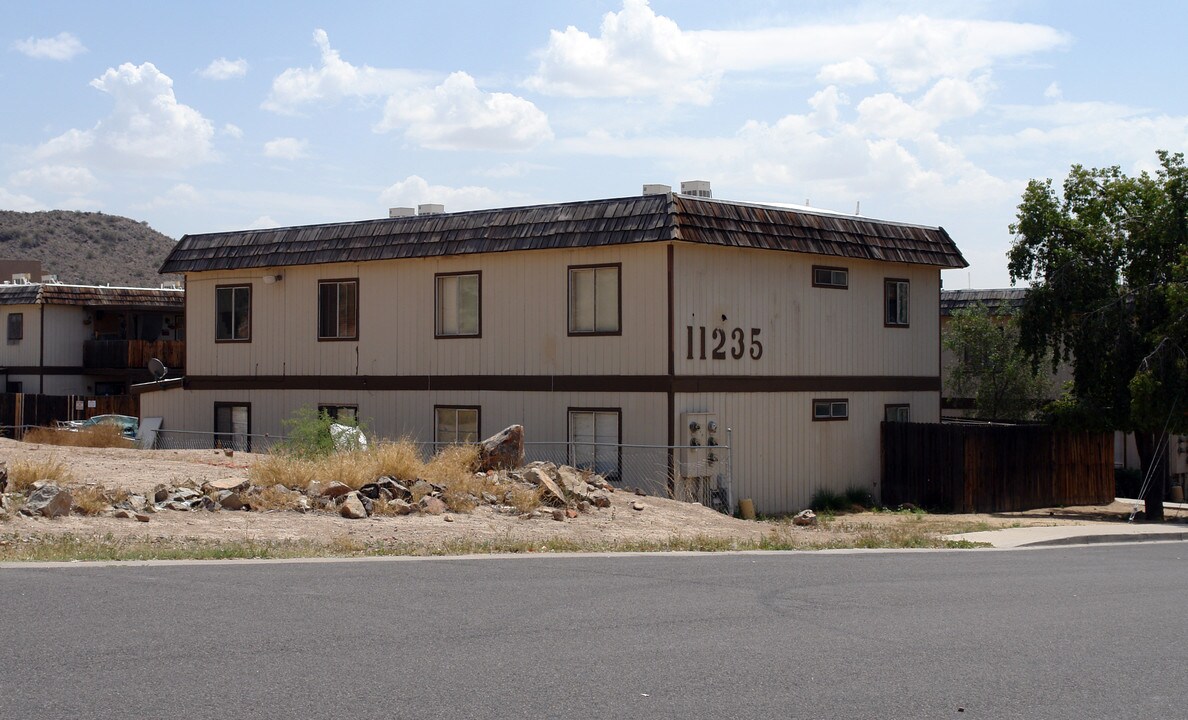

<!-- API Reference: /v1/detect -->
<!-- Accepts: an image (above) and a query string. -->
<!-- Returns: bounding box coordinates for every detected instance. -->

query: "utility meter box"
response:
[680,412,720,476]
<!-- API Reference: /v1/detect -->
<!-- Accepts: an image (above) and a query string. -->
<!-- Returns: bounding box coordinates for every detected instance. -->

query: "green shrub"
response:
[810,488,846,513]
[843,486,876,509]
[278,407,366,459]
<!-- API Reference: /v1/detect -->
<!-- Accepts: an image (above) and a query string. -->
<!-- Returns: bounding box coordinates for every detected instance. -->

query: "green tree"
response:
[943,302,1051,422]
[1008,150,1188,520]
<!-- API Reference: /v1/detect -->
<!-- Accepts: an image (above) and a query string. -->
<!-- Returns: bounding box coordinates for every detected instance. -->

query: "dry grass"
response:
[247,485,301,511]
[8,457,74,493]
[72,485,113,516]
[248,454,316,491]
[505,484,543,513]
[423,445,482,511]
[24,425,134,449]
[243,441,543,515]
[369,440,425,481]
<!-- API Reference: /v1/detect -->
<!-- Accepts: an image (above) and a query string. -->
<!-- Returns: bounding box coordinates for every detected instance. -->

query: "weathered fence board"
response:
[881,422,1114,513]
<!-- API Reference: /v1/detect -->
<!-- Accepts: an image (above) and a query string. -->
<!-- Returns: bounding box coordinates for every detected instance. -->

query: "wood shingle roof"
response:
[0,283,184,309]
[159,194,967,274]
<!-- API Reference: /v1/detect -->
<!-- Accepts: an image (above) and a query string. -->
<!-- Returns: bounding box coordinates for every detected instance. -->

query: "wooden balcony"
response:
[83,340,185,371]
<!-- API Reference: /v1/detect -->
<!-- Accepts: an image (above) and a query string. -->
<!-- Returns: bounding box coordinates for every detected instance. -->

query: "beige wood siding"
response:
[184,245,668,378]
[673,244,940,377]
[43,305,90,366]
[1,304,41,367]
[675,390,938,513]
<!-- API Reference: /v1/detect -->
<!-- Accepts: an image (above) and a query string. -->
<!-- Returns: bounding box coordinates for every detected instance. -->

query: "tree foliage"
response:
[1008,150,1188,518]
[943,303,1051,421]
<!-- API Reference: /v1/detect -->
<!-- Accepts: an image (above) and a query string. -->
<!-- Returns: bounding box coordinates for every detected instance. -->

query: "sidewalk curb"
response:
[1020,531,1188,548]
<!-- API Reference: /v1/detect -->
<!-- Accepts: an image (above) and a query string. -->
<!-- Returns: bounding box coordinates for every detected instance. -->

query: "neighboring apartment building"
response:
[140,186,966,513]
[0,280,185,396]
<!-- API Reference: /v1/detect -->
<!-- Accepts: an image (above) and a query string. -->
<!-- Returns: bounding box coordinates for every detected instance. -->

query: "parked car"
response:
[59,414,139,439]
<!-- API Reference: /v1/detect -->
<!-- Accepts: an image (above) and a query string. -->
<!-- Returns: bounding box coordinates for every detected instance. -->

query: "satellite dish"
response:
[148,357,168,381]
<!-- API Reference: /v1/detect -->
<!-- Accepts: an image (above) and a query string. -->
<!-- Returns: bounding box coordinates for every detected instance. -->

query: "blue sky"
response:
[3,0,1186,287]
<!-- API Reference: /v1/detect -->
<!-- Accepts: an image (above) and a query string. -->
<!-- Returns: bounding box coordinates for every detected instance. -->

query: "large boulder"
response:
[339,493,369,519]
[523,467,566,507]
[23,484,73,518]
[477,425,524,472]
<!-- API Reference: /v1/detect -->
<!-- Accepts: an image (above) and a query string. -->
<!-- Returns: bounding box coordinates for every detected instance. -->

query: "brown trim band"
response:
[179,374,941,393]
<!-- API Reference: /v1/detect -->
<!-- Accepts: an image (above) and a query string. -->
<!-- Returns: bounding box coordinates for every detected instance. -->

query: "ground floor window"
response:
[5,381,21,393]
[214,402,251,452]
[318,404,358,424]
[568,408,621,481]
[435,406,479,445]
[884,404,911,422]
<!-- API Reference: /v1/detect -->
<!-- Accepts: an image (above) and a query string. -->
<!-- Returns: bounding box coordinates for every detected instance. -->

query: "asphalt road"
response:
[3,545,1186,720]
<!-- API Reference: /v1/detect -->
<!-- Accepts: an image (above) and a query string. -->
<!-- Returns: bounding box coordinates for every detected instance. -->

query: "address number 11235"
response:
[686,326,763,360]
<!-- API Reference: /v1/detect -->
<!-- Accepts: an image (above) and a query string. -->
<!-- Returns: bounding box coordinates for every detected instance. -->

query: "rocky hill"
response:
[0,210,177,287]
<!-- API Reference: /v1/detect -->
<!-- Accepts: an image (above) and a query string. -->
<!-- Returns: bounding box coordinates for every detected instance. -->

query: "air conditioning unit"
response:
[12,273,30,284]
[680,180,712,198]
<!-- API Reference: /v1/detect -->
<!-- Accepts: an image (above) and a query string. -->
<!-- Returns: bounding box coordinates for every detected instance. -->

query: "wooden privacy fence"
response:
[0,393,140,435]
[881,422,1114,513]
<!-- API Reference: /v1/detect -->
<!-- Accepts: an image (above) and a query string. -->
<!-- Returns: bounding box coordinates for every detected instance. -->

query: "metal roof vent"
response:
[388,207,415,218]
[680,180,712,198]
[642,183,672,196]
[417,203,445,215]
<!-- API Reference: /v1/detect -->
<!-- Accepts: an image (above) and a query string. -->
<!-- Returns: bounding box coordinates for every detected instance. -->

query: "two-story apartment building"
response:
[0,281,184,396]
[140,187,966,513]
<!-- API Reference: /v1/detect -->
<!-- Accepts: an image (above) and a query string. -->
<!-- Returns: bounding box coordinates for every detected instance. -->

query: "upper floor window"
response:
[7,312,23,343]
[813,399,849,421]
[885,404,911,423]
[318,279,358,340]
[885,279,910,327]
[435,272,481,337]
[215,285,251,342]
[568,264,621,335]
[812,266,849,289]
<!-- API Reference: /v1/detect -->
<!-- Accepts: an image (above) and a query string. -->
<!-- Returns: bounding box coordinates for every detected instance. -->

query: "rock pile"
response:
[2,462,619,524]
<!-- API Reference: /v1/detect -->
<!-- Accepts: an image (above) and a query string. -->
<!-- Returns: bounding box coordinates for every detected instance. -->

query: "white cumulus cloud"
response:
[263,137,308,160]
[199,57,248,80]
[12,31,86,60]
[817,58,878,86]
[525,0,719,105]
[378,175,510,211]
[377,72,552,151]
[9,165,98,195]
[34,62,215,170]
[222,123,244,139]
[264,29,430,113]
[0,187,45,211]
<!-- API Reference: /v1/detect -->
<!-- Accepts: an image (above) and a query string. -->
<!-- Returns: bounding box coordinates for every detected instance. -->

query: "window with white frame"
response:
[885,279,910,327]
[435,406,479,445]
[568,408,621,480]
[568,264,620,335]
[318,279,358,340]
[435,272,480,337]
[215,285,251,342]
[813,399,849,421]
[884,404,911,423]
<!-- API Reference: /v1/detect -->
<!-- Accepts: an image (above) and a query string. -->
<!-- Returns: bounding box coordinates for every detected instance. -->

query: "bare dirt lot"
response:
[1,438,1170,558]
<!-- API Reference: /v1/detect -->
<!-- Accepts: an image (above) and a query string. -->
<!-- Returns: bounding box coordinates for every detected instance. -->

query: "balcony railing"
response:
[83,340,185,370]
